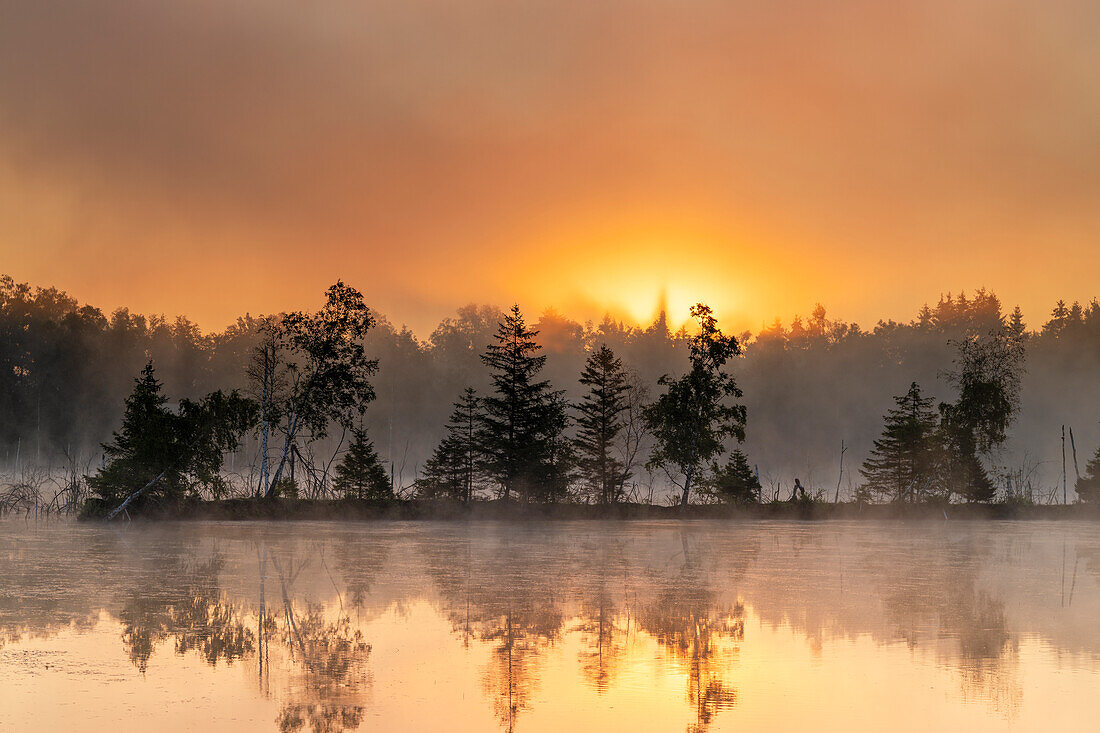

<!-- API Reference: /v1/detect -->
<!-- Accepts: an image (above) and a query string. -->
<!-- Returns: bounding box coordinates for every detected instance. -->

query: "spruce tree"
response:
[477,305,564,502]
[416,388,481,502]
[702,449,761,504]
[333,428,392,501]
[858,382,939,503]
[87,362,255,515]
[1074,446,1100,503]
[574,345,630,504]
[88,362,181,509]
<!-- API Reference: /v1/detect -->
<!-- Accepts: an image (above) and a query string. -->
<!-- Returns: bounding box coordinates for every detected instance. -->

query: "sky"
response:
[1,0,1099,336]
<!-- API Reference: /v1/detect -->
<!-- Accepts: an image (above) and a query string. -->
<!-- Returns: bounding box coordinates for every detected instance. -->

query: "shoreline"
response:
[78,497,1100,522]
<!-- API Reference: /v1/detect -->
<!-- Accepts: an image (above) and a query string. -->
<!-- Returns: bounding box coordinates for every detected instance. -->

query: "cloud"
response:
[1,0,1098,333]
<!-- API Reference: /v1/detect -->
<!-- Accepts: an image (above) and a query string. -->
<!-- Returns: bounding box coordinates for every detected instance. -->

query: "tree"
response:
[1074,446,1100,503]
[858,382,940,503]
[644,304,747,508]
[936,426,995,503]
[700,450,760,504]
[574,345,630,504]
[942,328,1026,455]
[615,371,651,502]
[86,362,255,516]
[416,387,481,502]
[251,282,379,497]
[333,428,392,501]
[936,326,1025,503]
[533,392,574,503]
[477,305,566,502]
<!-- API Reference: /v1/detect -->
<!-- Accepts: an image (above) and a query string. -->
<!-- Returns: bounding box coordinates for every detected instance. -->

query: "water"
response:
[1,519,1098,732]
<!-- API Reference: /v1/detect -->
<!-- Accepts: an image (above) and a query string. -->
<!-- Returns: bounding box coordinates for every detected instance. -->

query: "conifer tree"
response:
[1008,306,1026,339]
[534,392,574,503]
[859,382,939,503]
[1074,446,1100,503]
[89,362,180,509]
[416,388,481,502]
[87,362,255,515]
[702,449,761,504]
[477,305,565,501]
[574,345,630,504]
[333,428,392,501]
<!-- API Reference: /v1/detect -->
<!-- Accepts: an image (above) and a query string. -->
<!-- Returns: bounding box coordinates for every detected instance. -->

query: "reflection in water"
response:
[1,520,1100,732]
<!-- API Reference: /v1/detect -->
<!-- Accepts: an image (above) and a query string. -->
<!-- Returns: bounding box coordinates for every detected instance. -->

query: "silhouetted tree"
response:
[701,449,760,504]
[257,282,379,497]
[86,362,255,515]
[416,387,482,502]
[858,382,940,503]
[936,327,1024,502]
[645,305,746,507]
[533,392,574,503]
[1074,446,1100,503]
[333,429,391,501]
[477,305,565,502]
[574,345,630,504]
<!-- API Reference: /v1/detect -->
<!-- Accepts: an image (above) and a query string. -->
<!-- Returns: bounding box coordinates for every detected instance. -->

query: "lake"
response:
[2,519,1098,732]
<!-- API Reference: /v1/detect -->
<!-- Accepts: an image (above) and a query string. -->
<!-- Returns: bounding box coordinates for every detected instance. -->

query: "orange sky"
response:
[2,0,1099,336]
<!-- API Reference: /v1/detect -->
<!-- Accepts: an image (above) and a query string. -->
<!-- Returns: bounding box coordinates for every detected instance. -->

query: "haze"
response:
[3,0,1100,334]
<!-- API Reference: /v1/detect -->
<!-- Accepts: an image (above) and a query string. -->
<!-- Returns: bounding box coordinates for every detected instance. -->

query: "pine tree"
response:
[86,362,255,515]
[415,436,462,501]
[416,388,481,502]
[1074,446,1100,503]
[859,382,939,503]
[88,362,181,509]
[534,392,574,503]
[1044,299,1071,336]
[1008,306,1026,339]
[333,429,392,501]
[574,345,630,504]
[702,449,761,504]
[477,305,564,502]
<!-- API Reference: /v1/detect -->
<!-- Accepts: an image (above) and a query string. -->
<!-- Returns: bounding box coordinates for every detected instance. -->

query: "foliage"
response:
[574,345,630,504]
[477,305,570,502]
[86,362,256,514]
[333,429,392,501]
[644,304,746,507]
[858,382,941,503]
[416,388,481,502]
[700,450,760,504]
[255,282,379,496]
[941,327,1025,455]
[1075,447,1100,503]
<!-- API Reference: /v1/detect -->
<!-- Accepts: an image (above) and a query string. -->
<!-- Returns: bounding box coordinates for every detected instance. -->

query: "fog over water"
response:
[2,519,1099,732]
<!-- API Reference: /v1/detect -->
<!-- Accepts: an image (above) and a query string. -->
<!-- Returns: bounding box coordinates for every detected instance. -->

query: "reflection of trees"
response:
[873,542,1019,716]
[419,530,565,732]
[637,553,743,733]
[106,543,371,733]
[574,591,626,693]
[118,555,254,672]
[269,552,371,733]
[420,527,748,733]
[277,705,364,733]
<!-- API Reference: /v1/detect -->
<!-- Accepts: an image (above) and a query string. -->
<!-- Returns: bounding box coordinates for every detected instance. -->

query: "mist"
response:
[2,275,1097,503]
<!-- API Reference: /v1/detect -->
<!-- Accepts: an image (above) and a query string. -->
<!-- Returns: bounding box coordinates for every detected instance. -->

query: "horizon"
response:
[3,271,1075,340]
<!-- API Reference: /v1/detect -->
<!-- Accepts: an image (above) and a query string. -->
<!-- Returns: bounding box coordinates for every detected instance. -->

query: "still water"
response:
[2,519,1098,732]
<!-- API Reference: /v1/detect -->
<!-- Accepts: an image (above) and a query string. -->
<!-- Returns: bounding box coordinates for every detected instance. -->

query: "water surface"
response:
[2,519,1099,732]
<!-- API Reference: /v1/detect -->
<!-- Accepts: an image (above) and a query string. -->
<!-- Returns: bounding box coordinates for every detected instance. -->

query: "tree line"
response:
[4,274,1100,513]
